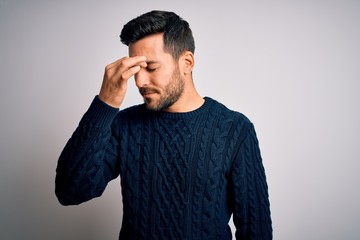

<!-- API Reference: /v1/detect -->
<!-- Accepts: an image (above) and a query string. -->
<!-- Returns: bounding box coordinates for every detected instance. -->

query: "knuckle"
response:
[120,72,129,80]
[120,59,131,68]
[104,67,113,77]
[104,64,112,72]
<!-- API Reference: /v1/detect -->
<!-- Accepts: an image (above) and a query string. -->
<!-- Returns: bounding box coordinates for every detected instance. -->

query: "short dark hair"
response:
[120,10,195,60]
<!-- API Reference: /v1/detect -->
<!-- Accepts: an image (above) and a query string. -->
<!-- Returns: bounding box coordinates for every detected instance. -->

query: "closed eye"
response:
[146,67,157,72]
[145,61,159,72]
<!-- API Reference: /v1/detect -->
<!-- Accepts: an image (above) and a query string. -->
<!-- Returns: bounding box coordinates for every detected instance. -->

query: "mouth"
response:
[139,88,159,96]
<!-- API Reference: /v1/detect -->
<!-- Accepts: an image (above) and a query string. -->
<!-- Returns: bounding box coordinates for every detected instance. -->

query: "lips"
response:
[139,87,159,96]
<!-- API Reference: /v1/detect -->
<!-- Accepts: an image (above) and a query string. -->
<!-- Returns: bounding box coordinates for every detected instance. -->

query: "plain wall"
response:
[1,0,359,239]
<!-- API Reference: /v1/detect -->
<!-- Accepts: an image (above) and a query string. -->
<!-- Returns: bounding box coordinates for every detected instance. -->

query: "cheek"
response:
[152,69,174,85]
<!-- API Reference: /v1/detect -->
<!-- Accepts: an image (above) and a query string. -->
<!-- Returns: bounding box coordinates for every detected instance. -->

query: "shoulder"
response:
[205,97,252,127]
[206,97,257,154]
[205,97,255,145]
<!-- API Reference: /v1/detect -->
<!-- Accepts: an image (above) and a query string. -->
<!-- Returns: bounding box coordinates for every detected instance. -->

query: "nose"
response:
[134,68,150,88]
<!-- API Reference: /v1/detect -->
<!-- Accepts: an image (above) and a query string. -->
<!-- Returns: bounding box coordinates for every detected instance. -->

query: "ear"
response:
[179,51,195,75]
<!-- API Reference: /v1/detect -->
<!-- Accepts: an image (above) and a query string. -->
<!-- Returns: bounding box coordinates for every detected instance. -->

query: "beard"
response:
[140,66,185,111]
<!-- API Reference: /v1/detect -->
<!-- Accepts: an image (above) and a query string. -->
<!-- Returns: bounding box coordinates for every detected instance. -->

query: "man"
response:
[55,10,272,239]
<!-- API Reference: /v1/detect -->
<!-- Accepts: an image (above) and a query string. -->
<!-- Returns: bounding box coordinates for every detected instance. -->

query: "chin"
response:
[145,104,160,112]
[143,98,159,111]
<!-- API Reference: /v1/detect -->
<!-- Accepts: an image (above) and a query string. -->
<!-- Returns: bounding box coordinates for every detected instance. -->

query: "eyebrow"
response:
[146,60,159,65]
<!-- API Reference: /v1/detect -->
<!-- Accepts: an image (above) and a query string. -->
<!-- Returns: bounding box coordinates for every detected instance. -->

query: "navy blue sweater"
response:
[55,96,272,239]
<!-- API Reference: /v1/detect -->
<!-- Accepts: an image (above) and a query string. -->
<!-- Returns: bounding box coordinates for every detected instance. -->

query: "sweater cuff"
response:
[82,95,119,127]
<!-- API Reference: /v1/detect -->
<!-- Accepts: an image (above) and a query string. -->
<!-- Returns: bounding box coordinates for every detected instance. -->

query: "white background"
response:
[1,0,359,239]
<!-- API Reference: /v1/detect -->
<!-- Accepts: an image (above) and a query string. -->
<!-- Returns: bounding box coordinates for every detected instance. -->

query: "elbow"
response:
[55,185,97,206]
[57,198,72,206]
[55,184,83,206]
[54,174,105,206]
[55,175,82,206]
[55,188,76,206]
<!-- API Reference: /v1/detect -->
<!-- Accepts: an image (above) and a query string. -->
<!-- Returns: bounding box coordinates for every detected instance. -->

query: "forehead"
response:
[129,33,170,59]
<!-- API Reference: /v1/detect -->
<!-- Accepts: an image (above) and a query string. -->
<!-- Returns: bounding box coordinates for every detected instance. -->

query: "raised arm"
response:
[55,97,119,205]
[55,56,147,205]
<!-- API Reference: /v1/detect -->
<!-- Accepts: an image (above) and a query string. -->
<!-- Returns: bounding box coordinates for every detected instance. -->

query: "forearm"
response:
[55,96,119,205]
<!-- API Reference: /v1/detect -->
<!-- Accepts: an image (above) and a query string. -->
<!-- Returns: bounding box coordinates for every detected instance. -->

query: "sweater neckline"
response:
[147,97,214,120]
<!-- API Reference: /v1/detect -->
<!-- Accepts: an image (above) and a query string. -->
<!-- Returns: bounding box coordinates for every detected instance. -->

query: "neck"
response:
[163,82,204,113]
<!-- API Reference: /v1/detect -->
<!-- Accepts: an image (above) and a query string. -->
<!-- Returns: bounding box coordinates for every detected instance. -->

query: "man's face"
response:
[129,33,184,111]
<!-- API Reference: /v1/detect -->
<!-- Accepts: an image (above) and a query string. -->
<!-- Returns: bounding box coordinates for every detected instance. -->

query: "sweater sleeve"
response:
[230,124,272,239]
[55,96,120,206]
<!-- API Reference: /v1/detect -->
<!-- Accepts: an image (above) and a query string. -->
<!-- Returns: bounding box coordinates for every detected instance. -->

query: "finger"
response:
[105,56,128,71]
[109,57,147,81]
[122,56,147,71]
[108,56,146,71]
[136,61,148,68]
[121,65,141,80]
[104,57,146,83]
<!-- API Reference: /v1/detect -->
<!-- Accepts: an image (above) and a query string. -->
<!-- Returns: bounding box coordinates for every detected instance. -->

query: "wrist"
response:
[98,93,123,109]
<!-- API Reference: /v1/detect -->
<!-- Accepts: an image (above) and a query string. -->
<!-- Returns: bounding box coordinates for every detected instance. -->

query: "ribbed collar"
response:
[146,97,215,120]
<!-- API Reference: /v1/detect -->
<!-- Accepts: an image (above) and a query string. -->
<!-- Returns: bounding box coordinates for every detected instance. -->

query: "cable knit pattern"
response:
[55,96,272,239]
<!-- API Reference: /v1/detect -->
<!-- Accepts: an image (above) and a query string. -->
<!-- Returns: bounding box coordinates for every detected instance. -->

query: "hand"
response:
[99,56,147,108]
